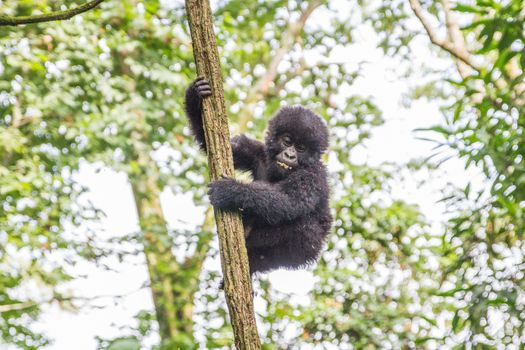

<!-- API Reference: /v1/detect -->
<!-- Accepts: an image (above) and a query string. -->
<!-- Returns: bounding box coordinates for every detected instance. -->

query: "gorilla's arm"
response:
[231,134,265,174]
[184,77,210,151]
[208,171,321,226]
[185,78,265,175]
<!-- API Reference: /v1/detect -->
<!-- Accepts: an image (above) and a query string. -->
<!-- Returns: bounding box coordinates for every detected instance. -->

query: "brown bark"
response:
[184,1,262,349]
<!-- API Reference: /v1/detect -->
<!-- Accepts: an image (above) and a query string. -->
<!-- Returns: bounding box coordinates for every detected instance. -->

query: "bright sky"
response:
[10,12,485,350]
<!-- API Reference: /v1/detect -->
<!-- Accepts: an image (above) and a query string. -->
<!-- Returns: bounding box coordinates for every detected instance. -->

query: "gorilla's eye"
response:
[282,135,292,147]
[296,144,306,153]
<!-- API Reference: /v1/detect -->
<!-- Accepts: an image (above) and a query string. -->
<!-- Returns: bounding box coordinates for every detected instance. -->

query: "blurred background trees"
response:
[0,0,523,349]
[368,0,524,346]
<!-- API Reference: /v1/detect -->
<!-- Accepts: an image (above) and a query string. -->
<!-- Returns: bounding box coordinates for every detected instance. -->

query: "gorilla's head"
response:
[265,106,328,178]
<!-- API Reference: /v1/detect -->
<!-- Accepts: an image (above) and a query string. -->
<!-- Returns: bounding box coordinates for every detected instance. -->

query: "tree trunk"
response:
[130,148,203,349]
[184,1,262,349]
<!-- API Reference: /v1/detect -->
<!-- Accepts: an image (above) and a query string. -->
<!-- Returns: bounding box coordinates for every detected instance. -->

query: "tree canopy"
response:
[0,0,523,349]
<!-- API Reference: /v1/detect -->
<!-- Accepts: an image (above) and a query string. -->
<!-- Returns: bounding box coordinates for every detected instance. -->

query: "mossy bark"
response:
[185,1,262,349]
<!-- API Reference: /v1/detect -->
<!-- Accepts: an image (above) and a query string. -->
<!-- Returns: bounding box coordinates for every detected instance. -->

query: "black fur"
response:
[184,77,332,275]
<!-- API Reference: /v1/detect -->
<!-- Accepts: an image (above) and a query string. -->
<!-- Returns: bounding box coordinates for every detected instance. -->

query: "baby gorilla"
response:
[185,76,332,275]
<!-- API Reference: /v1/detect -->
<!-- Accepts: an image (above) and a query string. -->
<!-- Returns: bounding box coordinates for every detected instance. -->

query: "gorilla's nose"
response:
[284,149,297,160]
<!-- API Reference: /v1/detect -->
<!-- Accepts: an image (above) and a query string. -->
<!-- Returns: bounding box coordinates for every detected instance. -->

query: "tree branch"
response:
[440,0,474,78]
[408,0,481,73]
[0,0,105,26]
[0,301,37,313]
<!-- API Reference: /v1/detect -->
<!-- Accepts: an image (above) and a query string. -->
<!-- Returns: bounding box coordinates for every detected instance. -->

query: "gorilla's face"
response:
[265,106,328,181]
[274,133,306,170]
[267,132,315,181]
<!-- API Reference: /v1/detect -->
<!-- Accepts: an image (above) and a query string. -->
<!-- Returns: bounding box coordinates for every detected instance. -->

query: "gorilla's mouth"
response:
[276,161,293,170]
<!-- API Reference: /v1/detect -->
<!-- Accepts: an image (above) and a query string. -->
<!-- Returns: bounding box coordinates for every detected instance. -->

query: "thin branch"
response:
[0,301,37,313]
[408,0,481,73]
[0,0,105,26]
[411,0,525,111]
[439,0,500,105]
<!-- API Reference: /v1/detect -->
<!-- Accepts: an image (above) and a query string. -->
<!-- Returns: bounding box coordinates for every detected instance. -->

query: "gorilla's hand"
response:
[192,76,212,99]
[208,177,238,209]
[231,134,245,149]
[230,134,252,154]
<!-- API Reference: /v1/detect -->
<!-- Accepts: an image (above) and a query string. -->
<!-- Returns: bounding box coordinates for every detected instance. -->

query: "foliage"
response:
[1,0,523,349]
[422,2,524,346]
[0,0,193,347]
[367,0,525,347]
